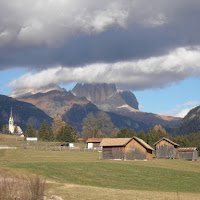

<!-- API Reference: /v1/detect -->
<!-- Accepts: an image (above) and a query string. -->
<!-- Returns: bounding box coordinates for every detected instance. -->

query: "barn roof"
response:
[153,137,180,147]
[178,147,198,152]
[86,138,103,143]
[100,137,154,151]
[133,136,155,151]
[100,138,132,147]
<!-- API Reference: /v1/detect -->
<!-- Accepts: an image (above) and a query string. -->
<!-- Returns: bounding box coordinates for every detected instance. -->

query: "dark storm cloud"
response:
[1,0,200,90]
[0,0,200,69]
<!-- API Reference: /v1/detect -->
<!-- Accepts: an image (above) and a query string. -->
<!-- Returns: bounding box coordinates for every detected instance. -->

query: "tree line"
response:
[1,111,200,152]
[1,115,79,142]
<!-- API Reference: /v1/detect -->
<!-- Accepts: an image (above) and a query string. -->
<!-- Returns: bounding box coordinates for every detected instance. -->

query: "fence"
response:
[23,144,101,152]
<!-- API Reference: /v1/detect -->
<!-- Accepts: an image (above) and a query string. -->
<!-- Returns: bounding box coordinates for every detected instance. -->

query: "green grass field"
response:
[0,134,200,199]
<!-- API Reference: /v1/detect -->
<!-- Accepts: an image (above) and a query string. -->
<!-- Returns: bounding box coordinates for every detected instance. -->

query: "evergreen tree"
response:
[137,130,146,141]
[38,120,54,141]
[2,124,9,134]
[57,123,78,142]
[24,124,36,137]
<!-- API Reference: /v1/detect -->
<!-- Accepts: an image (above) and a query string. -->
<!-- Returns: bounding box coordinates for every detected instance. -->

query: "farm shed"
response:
[154,138,180,159]
[100,137,154,161]
[86,138,103,149]
[178,147,199,161]
[77,138,85,143]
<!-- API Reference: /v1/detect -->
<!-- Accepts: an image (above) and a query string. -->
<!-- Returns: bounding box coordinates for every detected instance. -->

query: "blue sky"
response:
[0,0,200,118]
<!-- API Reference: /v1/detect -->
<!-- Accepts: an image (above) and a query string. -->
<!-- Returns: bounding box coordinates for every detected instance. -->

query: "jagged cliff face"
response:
[118,90,139,110]
[72,83,181,128]
[72,83,118,104]
[72,83,139,111]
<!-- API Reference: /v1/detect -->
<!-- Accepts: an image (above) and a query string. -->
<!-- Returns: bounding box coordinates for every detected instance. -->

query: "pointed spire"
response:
[10,106,13,118]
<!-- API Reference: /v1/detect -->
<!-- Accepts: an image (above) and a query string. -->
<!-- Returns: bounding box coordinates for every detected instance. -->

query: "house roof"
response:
[86,138,103,143]
[178,147,198,152]
[100,137,154,151]
[100,138,132,147]
[153,137,180,147]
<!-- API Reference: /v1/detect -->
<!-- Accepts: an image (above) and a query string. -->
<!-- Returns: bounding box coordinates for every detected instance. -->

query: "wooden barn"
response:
[154,138,180,159]
[100,137,154,161]
[178,147,199,161]
[86,138,103,149]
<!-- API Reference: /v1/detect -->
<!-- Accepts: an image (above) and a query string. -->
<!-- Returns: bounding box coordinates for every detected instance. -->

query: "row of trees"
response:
[24,115,79,142]
[82,111,118,139]
[2,111,200,151]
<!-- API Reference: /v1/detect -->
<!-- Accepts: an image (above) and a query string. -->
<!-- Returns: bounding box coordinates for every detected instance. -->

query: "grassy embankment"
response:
[0,134,200,200]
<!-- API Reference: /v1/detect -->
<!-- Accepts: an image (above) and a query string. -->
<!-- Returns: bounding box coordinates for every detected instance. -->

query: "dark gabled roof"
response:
[86,138,103,143]
[100,137,154,151]
[153,137,180,147]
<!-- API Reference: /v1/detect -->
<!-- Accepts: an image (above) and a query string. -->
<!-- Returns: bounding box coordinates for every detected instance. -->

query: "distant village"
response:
[5,107,199,162]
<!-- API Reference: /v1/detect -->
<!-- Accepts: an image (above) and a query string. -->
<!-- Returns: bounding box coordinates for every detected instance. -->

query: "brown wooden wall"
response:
[125,139,153,160]
[102,146,125,160]
[102,139,153,160]
[178,151,198,161]
[155,140,177,159]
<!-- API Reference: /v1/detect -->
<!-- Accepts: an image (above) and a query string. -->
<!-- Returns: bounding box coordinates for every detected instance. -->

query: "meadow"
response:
[0,134,200,200]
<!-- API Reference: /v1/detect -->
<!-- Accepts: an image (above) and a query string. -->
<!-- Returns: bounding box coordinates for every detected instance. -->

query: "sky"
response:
[0,0,200,118]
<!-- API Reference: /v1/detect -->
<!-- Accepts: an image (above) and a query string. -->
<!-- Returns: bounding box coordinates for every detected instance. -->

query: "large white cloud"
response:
[0,0,170,47]
[9,46,200,90]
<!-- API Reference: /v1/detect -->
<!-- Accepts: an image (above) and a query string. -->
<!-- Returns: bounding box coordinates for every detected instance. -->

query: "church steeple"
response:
[9,106,14,134]
[10,106,13,118]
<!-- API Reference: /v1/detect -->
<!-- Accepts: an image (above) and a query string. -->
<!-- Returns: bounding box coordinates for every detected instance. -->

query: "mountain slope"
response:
[0,95,52,131]
[17,89,89,118]
[177,106,200,134]
[9,84,65,99]
[9,83,182,132]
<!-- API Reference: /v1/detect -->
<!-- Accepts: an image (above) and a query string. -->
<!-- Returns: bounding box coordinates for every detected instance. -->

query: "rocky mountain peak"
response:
[72,83,139,111]
[72,83,117,104]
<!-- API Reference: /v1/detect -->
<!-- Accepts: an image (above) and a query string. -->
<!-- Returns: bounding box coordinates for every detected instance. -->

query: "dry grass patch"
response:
[47,182,200,200]
[0,175,46,200]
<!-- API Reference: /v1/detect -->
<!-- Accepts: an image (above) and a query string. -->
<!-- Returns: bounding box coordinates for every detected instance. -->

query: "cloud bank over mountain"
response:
[9,46,200,90]
[1,0,200,91]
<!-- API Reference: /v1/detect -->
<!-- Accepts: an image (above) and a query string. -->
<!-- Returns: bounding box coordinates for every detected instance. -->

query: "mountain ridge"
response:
[8,83,182,132]
[0,95,52,131]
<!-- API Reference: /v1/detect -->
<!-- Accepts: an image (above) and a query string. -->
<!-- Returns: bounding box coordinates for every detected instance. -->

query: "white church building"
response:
[9,107,23,135]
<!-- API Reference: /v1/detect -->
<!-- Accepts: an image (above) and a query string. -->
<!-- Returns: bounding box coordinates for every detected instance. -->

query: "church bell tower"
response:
[9,107,14,134]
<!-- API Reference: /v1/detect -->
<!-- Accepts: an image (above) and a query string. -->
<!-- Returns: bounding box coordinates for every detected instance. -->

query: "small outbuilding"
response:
[154,138,180,159]
[77,138,85,143]
[178,147,199,161]
[100,137,154,161]
[86,138,103,149]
